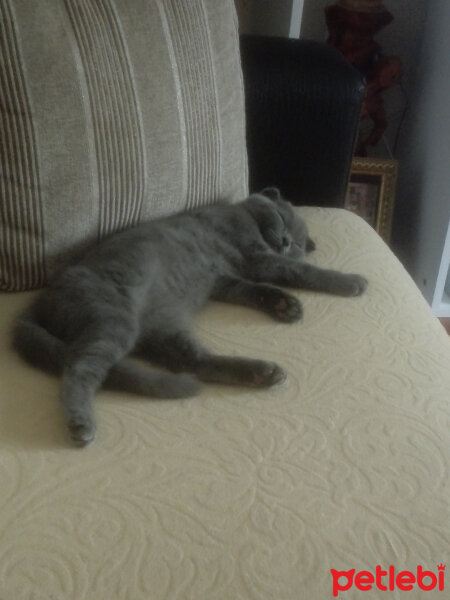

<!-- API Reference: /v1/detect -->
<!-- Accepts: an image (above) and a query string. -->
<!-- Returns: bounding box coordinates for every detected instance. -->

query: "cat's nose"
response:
[282,235,290,247]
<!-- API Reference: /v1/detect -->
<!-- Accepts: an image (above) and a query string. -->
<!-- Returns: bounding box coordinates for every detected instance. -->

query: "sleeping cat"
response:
[13,188,367,446]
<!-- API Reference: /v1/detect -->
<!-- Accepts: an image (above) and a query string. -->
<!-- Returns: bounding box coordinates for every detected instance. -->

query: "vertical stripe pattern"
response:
[162,0,222,210]
[0,0,247,291]
[0,0,45,291]
[64,0,146,239]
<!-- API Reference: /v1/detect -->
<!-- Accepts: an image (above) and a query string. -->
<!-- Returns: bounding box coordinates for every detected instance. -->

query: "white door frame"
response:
[289,0,305,38]
[432,219,450,317]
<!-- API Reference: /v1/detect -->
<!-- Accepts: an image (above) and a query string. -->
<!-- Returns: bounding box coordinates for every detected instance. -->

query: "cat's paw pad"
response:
[252,362,287,387]
[67,419,97,447]
[272,294,303,322]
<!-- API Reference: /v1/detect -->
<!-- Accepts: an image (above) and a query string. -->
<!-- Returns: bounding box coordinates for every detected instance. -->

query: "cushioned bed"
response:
[1,207,449,599]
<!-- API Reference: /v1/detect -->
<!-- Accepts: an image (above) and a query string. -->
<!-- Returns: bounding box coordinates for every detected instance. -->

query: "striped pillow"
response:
[0,0,248,291]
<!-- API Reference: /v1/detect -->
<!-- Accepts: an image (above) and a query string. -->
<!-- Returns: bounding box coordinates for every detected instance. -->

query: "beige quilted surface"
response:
[1,208,449,599]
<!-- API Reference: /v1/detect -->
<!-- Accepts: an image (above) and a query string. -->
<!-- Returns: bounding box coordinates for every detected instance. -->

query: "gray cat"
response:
[13,189,367,446]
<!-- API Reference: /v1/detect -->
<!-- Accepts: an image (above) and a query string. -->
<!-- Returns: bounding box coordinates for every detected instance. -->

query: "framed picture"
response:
[345,158,398,243]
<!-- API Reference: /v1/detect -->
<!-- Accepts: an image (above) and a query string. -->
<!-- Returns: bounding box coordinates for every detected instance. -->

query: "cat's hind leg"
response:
[62,321,137,446]
[104,358,200,399]
[140,330,286,388]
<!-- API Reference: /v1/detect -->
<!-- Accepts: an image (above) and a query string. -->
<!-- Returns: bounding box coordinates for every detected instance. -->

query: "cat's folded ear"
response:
[245,197,287,251]
[260,187,282,202]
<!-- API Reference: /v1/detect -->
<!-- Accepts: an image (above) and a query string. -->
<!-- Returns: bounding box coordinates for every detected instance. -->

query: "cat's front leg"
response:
[212,276,303,322]
[246,255,368,297]
[292,263,368,296]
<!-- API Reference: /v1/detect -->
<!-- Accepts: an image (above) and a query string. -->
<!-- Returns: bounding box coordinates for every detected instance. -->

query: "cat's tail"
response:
[12,312,200,399]
[12,311,66,375]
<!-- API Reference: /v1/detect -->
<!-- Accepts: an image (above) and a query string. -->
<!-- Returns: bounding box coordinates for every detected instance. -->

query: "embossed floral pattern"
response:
[1,208,449,599]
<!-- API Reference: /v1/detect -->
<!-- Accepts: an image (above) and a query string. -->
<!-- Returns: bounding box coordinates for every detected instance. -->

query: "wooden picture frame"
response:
[345,157,398,243]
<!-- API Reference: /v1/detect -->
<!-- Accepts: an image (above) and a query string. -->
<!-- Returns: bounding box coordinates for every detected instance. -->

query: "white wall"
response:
[393,0,450,309]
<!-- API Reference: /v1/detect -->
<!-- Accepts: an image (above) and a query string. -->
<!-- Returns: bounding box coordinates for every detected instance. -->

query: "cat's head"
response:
[245,187,315,259]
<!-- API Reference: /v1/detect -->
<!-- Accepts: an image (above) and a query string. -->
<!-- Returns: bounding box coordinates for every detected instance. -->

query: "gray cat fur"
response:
[12,189,367,446]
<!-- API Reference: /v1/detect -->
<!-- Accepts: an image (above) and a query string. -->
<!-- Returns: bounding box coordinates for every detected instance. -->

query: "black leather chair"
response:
[240,35,365,207]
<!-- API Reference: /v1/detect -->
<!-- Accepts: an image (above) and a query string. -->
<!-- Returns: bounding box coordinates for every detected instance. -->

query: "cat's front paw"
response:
[259,288,303,322]
[336,274,368,297]
[272,293,303,322]
[346,274,368,296]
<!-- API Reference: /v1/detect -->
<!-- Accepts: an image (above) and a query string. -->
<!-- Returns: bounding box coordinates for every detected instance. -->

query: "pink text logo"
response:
[330,564,446,597]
